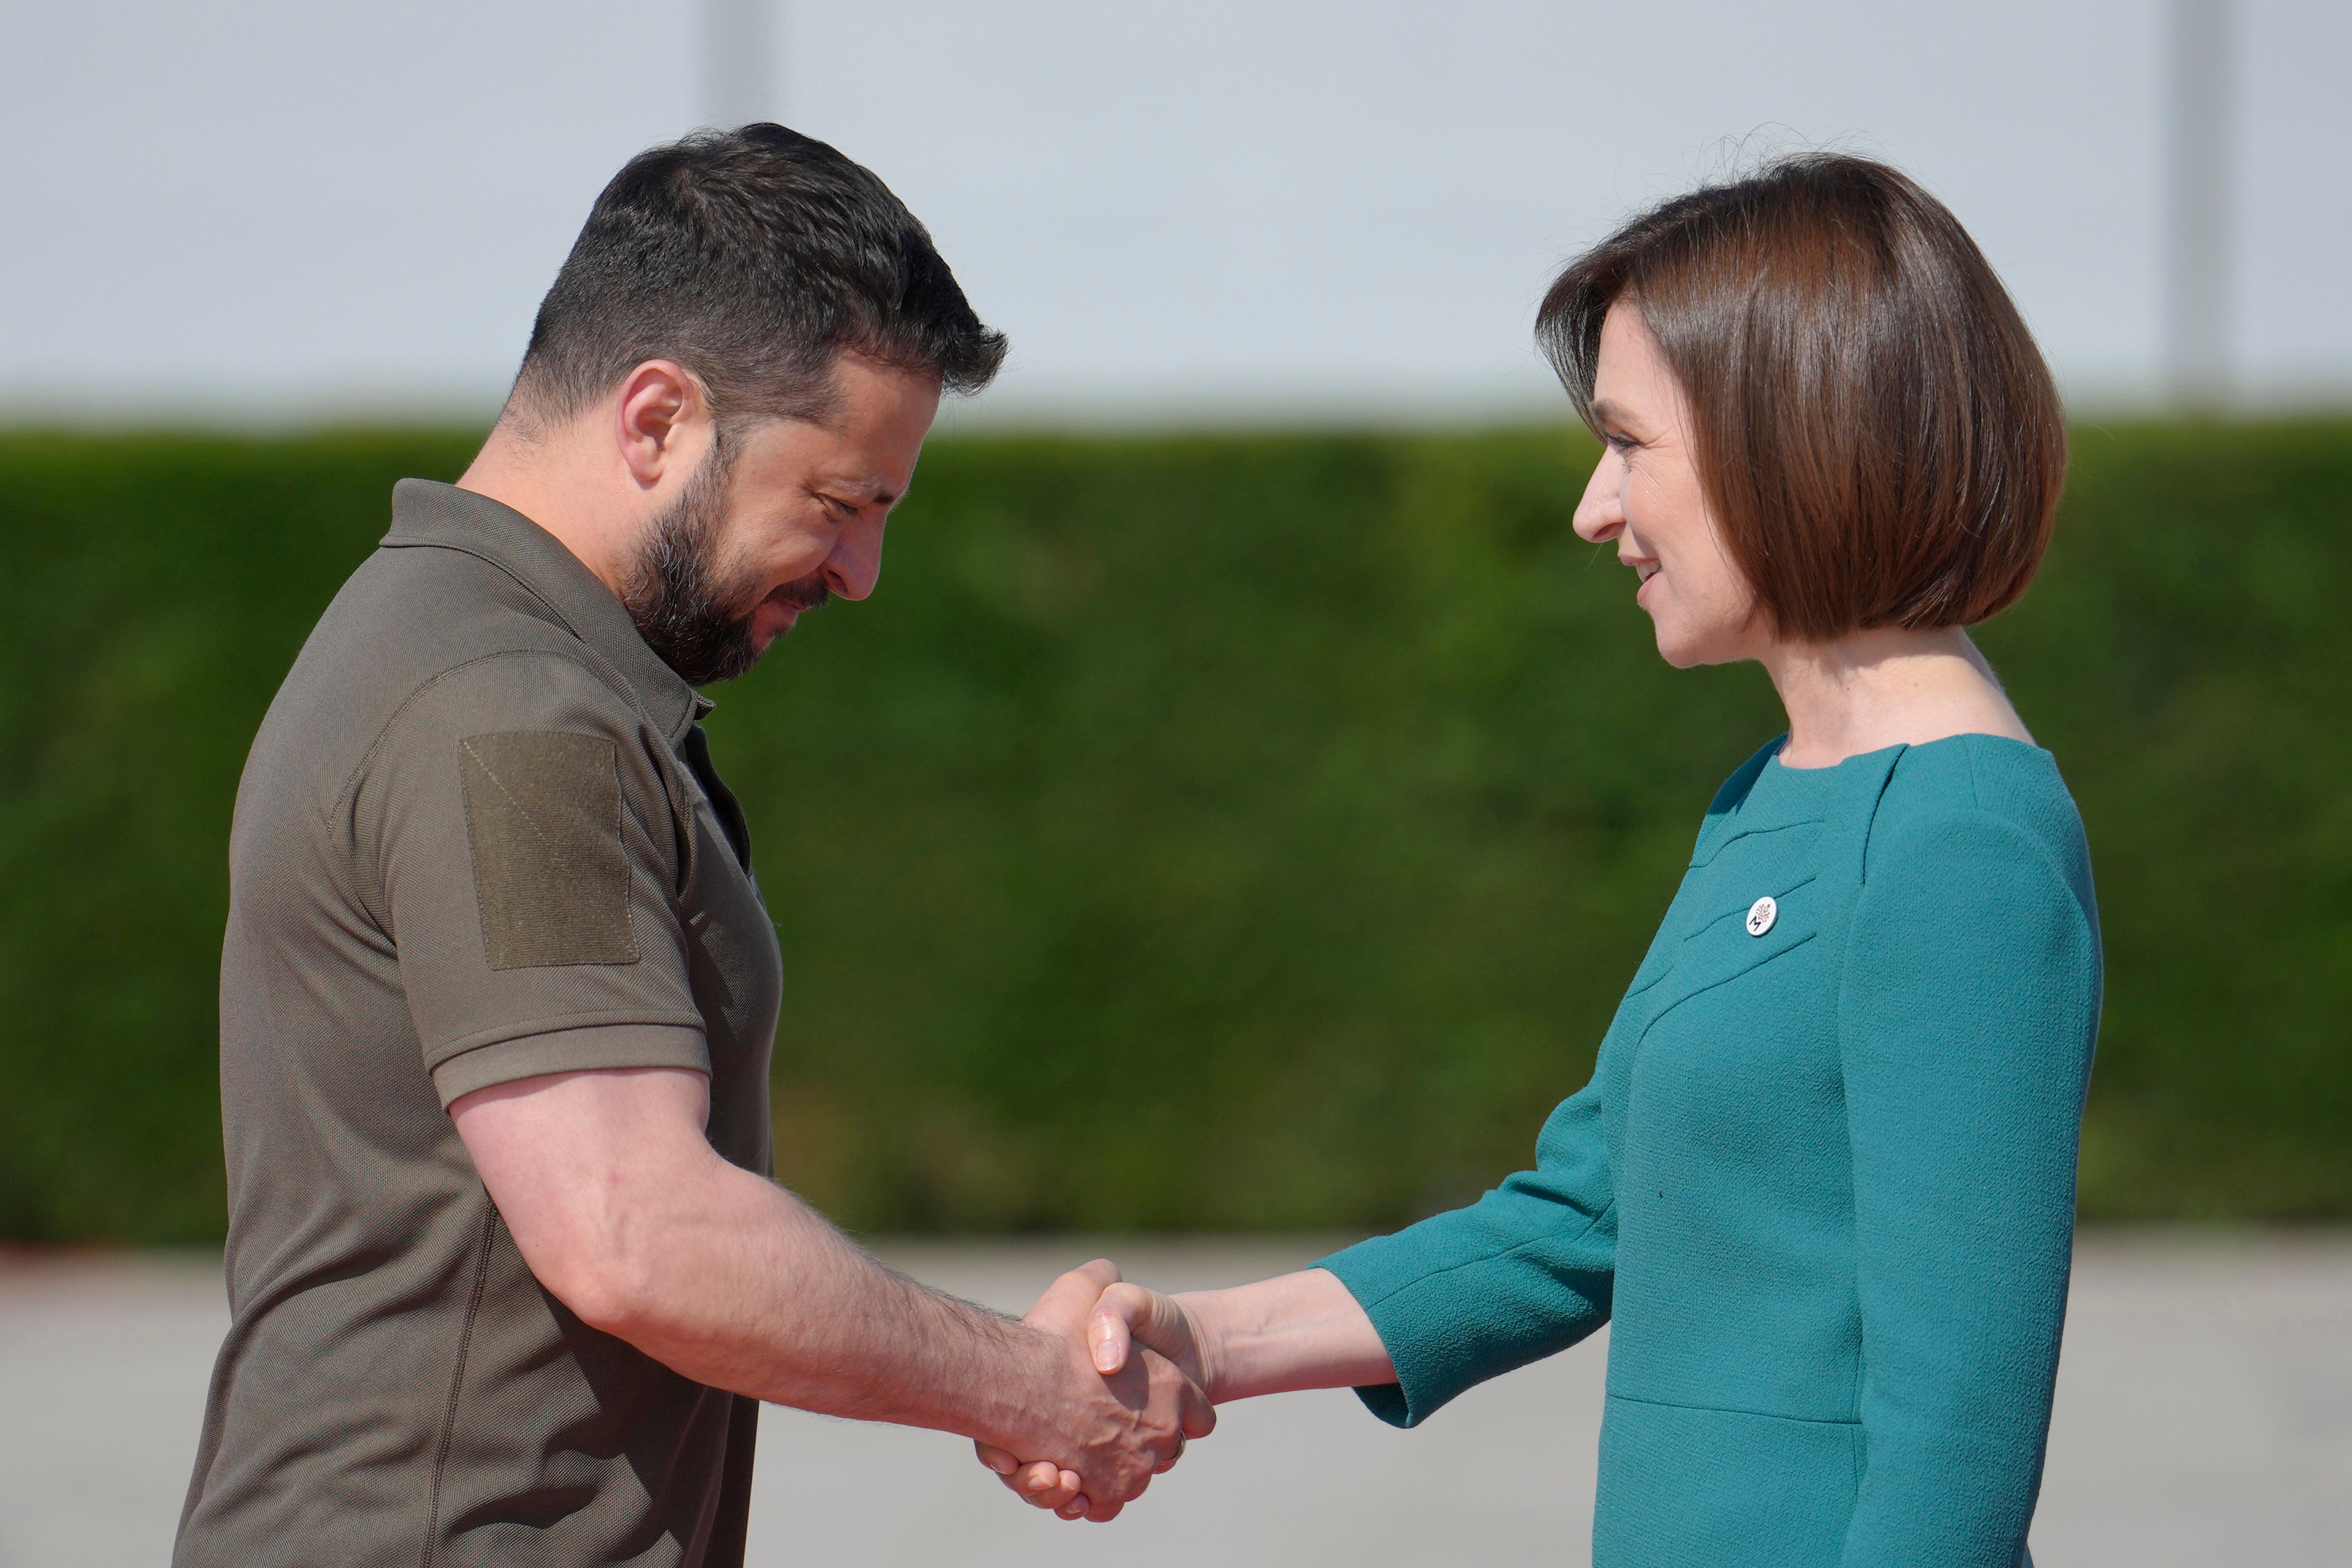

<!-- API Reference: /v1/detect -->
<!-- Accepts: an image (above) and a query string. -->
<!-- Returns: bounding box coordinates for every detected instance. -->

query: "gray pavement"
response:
[2,1233,2346,1566]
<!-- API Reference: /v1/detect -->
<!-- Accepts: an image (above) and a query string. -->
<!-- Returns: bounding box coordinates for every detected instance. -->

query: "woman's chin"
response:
[1649,619,1703,669]
[1652,622,1743,671]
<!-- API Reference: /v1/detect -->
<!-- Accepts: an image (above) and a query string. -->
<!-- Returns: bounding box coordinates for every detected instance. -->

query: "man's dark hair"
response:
[511,124,1006,428]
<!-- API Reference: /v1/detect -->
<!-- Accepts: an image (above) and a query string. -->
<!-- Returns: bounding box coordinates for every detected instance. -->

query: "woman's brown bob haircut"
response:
[1537,154,2067,641]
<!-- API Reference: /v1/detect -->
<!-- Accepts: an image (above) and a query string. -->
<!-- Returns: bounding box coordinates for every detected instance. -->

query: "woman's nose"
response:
[1572,460,1624,545]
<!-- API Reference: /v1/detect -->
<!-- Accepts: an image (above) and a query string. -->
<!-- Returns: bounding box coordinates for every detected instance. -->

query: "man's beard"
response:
[620,435,828,687]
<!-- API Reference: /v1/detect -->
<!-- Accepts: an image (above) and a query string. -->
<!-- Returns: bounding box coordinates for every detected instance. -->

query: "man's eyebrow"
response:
[822,477,901,507]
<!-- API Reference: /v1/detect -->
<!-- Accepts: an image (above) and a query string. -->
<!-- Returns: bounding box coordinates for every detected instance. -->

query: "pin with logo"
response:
[1745,895,1778,937]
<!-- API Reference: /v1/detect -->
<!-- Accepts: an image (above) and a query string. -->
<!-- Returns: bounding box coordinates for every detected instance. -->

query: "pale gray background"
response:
[4,1236,2347,1566]
[4,1,2348,424]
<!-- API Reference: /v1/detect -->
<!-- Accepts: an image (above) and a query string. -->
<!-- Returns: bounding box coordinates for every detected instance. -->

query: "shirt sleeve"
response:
[1314,1079,1616,1427]
[354,650,713,1106]
[1836,810,2100,1567]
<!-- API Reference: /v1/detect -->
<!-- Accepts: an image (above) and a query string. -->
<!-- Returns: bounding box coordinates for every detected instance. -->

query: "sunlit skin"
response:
[458,349,942,657]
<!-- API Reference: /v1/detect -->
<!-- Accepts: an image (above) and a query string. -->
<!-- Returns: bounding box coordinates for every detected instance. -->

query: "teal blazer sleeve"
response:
[1314,1077,1615,1427]
[1836,811,2100,1567]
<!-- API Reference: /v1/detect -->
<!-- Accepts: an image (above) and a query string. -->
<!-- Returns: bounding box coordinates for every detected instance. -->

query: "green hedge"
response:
[2,424,2345,1243]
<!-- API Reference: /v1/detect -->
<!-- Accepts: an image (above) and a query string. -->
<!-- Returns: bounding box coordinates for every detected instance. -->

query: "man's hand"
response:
[974,1262,1217,1521]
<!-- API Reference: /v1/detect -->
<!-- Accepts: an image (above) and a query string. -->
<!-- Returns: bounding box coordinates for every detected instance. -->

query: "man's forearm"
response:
[589,1153,1054,1450]
[455,1063,1200,1498]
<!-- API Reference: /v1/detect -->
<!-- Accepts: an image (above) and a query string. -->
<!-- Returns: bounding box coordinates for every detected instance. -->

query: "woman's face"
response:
[1572,300,1762,668]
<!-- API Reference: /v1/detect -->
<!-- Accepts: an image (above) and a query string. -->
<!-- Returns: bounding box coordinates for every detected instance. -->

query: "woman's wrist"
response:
[1165,1288,1234,1403]
[1171,1269,1392,1403]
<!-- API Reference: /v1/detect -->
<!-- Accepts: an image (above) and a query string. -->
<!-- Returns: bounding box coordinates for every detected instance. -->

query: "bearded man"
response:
[174,125,1206,1568]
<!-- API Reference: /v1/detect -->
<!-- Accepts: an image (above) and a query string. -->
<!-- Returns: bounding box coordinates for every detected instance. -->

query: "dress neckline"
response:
[1767,731,2048,777]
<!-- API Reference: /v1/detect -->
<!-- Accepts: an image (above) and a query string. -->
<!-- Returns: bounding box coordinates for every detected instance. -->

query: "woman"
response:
[989,154,2101,1566]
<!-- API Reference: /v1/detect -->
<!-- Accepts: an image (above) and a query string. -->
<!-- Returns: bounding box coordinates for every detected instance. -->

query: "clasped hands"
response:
[973,1259,1214,1523]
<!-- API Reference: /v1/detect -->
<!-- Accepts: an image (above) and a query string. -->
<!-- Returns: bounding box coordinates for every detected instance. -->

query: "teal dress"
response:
[1319,735,2100,1568]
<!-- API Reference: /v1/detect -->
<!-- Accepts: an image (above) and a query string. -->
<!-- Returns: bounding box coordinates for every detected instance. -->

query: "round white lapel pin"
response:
[1745,895,1778,937]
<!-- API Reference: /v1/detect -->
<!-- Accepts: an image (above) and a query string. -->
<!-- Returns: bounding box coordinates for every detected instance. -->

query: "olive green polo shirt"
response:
[176,480,783,1568]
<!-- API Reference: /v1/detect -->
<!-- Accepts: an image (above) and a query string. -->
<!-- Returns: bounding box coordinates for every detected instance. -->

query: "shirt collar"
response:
[381,478,714,744]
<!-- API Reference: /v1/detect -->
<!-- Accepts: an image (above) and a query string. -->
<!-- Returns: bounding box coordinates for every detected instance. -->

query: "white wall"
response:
[5,1,2346,426]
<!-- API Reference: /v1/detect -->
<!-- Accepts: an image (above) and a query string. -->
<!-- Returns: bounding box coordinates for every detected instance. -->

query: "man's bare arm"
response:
[451,1065,1208,1512]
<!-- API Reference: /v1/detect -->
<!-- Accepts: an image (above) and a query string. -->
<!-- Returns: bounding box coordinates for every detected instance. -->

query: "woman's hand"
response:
[1086,1280,1218,1395]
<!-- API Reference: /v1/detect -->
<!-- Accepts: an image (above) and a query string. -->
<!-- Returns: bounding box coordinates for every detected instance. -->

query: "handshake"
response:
[955,1258,1393,1522]
[966,1259,1217,1523]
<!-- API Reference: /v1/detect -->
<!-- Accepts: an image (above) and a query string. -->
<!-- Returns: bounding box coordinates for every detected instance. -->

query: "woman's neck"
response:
[1759,625,2032,770]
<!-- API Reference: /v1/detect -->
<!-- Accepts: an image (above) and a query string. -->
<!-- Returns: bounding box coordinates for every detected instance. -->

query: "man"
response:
[176,125,1207,1568]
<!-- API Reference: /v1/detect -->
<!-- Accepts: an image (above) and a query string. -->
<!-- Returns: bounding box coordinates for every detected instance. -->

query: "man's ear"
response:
[612,360,709,491]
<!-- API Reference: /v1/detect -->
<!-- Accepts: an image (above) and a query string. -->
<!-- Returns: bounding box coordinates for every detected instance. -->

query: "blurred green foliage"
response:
[1,424,2345,1243]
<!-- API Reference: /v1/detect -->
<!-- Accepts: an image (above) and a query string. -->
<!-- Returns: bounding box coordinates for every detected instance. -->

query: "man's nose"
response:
[823,519,885,601]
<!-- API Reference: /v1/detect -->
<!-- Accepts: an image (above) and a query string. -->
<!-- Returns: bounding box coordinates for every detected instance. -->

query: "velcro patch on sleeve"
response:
[458,730,640,970]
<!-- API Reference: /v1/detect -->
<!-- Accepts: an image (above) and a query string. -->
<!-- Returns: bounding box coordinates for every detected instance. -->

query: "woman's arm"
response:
[1313,1080,1618,1427]
[981,1078,1620,1512]
[1099,1267,1396,1403]
[1838,810,2100,1567]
